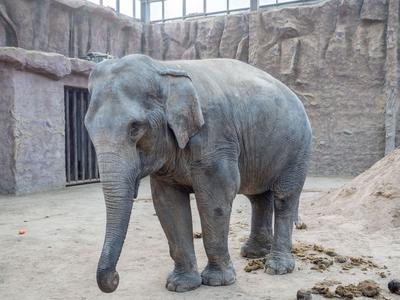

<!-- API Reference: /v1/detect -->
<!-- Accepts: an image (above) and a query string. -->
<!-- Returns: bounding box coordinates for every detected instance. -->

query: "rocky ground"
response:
[0,174,399,300]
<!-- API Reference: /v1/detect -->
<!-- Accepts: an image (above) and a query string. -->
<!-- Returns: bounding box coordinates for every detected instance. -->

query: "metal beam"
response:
[250,0,259,11]
[141,0,150,23]
[116,0,120,13]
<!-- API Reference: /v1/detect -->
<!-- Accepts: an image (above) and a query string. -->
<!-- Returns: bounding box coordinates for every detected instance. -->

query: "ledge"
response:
[0,47,95,79]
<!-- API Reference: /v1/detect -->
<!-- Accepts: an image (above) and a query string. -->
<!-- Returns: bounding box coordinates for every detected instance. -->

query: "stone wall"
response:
[0,0,399,179]
[0,0,143,58]
[143,0,400,176]
[0,47,94,195]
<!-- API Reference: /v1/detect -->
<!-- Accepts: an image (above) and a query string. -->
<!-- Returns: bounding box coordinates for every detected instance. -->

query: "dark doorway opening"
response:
[64,87,100,186]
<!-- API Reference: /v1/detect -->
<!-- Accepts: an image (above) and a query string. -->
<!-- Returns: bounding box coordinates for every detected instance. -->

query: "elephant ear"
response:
[159,69,204,149]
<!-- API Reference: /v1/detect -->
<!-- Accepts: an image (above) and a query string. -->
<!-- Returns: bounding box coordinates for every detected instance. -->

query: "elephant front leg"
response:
[150,176,201,292]
[192,161,240,286]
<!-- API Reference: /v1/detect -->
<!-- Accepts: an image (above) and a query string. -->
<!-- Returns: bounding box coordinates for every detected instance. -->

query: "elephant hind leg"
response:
[240,191,274,258]
[265,158,308,275]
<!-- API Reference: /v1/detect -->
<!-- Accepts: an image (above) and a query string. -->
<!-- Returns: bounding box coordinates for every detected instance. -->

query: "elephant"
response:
[85,54,312,293]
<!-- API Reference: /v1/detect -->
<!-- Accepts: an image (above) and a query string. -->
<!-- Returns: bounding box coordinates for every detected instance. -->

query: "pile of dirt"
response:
[319,148,400,233]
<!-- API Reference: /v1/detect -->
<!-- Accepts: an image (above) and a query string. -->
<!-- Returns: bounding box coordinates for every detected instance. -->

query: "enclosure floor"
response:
[1,177,399,300]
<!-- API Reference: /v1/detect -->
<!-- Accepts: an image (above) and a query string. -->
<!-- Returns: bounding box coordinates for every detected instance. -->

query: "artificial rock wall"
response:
[0,0,143,58]
[0,47,94,194]
[1,0,399,178]
[144,0,400,176]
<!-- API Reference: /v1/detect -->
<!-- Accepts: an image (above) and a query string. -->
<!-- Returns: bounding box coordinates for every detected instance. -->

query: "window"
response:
[135,0,141,19]
[165,0,183,19]
[186,0,204,15]
[229,0,250,10]
[150,1,163,21]
[120,1,133,17]
[102,0,116,10]
[206,0,226,13]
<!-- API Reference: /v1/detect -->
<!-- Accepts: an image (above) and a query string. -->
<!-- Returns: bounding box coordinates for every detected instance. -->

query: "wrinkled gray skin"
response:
[85,54,312,293]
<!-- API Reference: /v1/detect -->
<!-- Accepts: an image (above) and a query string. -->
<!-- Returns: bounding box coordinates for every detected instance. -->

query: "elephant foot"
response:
[166,270,202,292]
[201,261,236,286]
[265,251,295,275]
[240,238,271,258]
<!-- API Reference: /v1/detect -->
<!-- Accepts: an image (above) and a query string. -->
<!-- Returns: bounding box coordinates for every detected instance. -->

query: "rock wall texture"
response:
[0,62,16,194]
[0,0,399,177]
[143,0,400,176]
[0,47,94,195]
[0,0,143,58]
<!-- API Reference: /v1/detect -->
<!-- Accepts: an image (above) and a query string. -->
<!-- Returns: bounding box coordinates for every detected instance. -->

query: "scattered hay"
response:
[292,242,380,272]
[296,222,308,230]
[193,232,202,239]
[244,258,265,272]
[335,280,380,299]
[311,280,381,299]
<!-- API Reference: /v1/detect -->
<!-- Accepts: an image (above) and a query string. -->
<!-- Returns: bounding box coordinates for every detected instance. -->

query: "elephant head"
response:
[84,55,204,293]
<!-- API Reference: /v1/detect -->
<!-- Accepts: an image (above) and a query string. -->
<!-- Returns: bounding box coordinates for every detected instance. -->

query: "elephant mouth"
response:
[133,178,140,199]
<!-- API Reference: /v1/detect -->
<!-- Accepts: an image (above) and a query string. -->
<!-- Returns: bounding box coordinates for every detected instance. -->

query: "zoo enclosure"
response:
[88,0,318,22]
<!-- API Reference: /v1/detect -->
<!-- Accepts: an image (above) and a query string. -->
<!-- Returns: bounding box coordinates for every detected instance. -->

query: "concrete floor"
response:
[0,177,399,300]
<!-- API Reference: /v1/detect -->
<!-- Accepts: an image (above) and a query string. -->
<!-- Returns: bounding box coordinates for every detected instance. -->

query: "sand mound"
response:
[319,148,400,233]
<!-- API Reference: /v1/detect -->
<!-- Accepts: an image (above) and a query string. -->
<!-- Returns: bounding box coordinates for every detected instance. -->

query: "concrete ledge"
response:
[0,47,95,79]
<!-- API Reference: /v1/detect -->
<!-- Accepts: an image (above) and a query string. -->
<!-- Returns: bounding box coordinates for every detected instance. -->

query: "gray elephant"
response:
[85,54,312,293]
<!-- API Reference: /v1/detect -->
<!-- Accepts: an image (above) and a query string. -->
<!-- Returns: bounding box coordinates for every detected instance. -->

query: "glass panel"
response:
[229,0,249,9]
[278,0,298,3]
[186,0,204,15]
[103,0,116,9]
[120,0,133,17]
[165,0,183,19]
[135,0,141,19]
[150,1,163,21]
[87,0,100,4]
[260,0,276,5]
[206,0,226,13]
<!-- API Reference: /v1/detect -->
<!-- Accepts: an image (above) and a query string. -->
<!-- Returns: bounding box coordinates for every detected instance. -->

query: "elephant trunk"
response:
[96,152,139,293]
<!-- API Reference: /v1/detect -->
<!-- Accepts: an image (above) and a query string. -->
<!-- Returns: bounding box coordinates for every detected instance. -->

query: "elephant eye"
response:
[128,122,141,139]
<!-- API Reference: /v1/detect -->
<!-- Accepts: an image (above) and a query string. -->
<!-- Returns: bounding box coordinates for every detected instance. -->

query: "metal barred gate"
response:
[64,87,100,186]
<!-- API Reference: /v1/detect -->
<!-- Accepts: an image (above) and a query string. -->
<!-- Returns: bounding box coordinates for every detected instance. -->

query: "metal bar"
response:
[65,89,71,183]
[81,91,86,181]
[183,0,186,18]
[141,0,150,23]
[227,0,230,13]
[73,90,78,182]
[87,92,93,181]
[259,0,316,9]
[203,0,206,14]
[133,0,136,18]
[152,7,250,23]
[250,0,259,11]
[116,0,120,13]
[161,0,165,21]
[66,178,100,187]
[64,86,100,186]
[100,0,103,5]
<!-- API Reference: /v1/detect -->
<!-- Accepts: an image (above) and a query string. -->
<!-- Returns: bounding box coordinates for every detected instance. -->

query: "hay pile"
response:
[319,148,400,233]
